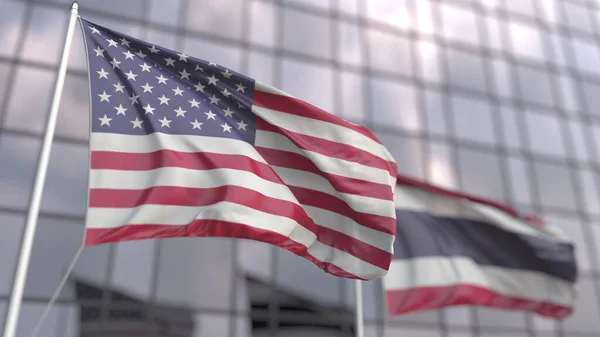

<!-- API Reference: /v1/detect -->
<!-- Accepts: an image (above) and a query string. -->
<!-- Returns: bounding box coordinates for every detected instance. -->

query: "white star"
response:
[129,94,140,105]
[237,102,246,109]
[223,107,234,117]
[98,114,112,126]
[158,94,171,105]
[174,107,187,117]
[96,68,109,79]
[188,99,200,108]
[177,52,189,62]
[114,104,127,116]
[120,37,131,47]
[89,26,100,34]
[156,74,168,84]
[141,83,154,93]
[179,69,191,80]
[208,62,217,67]
[164,57,176,67]
[110,58,121,69]
[98,91,111,102]
[221,88,231,97]
[237,120,248,131]
[194,81,205,92]
[123,50,135,60]
[205,110,216,120]
[190,119,203,130]
[139,62,152,72]
[236,83,246,92]
[93,46,104,57]
[113,82,125,93]
[136,49,147,59]
[195,64,204,72]
[172,87,184,96]
[221,69,233,79]
[131,117,144,129]
[209,94,220,105]
[159,116,172,128]
[125,71,138,81]
[148,45,160,54]
[106,38,118,47]
[143,104,155,115]
[221,123,232,133]
[207,74,219,86]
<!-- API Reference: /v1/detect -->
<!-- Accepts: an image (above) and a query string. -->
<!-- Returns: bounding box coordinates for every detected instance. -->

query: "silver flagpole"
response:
[355,279,364,337]
[2,3,79,337]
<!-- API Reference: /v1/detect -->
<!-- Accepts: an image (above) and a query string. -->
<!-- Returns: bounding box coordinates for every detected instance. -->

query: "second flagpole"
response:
[2,3,80,337]
[355,279,364,337]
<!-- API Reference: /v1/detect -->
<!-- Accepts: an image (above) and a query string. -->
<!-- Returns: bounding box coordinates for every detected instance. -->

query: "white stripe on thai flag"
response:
[86,79,398,280]
[383,175,577,319]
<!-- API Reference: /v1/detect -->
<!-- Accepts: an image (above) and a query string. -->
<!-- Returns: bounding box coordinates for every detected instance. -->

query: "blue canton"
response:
[82,18,257,144]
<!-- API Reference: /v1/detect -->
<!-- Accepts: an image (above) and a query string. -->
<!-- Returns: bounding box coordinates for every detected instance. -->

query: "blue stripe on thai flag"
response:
[383,177,577,319]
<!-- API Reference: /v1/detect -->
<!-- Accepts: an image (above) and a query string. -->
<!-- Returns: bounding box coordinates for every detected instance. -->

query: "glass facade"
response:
[0,0,599,336]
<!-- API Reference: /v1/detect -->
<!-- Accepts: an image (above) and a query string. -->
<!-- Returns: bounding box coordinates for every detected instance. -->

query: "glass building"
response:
[0,0,599,336]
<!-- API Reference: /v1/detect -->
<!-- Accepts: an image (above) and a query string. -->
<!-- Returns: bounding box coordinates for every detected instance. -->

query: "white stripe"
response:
[394,185,571,243]
[86,202,386,279]
[271,165,396,218]
[91,133,267,164]
[256,81,295,97]
[89,167,301,205]
[252,105,396,165]
[382,257,574,307]
[90,168,394,252]
[256,130,395,185]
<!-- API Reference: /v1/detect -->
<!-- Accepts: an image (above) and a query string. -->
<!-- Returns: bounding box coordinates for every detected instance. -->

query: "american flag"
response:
[80,18,398,280]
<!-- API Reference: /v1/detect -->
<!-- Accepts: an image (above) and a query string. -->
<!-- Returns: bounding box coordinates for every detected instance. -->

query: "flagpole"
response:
[2,3,79,337]
[355,279,364,337]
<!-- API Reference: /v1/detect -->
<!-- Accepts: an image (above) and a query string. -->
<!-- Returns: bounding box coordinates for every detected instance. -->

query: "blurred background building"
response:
[0,0,599,336]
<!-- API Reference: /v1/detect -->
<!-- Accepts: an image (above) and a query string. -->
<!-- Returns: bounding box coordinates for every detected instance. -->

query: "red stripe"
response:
[255,146,393,201]
[396,174,545,225]
[385,285,572,319]
[89,186,392,270]
[257,120,396,177]
[253,90,383,145]
[86,223,372,280]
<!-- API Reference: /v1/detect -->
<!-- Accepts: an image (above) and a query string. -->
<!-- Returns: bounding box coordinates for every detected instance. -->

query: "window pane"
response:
[476,307,527,330]
[581,80,600,118]
[20,6,67,66]
[578,169,600,215]
[281,59,334,113]
[428,141,456,189]
[148,0,181,26]
[0,134,40,209]
[562,277,600,333]
[370,78,420,132]
[452,95,497,146]
[375,132,424,179]
[283,9,331,60]
[340,71,366,122]
[500,106,522,150]
[418,40,442,83]
[507,155,533,205]
[557,74,579,113]
[56,73,90,140]
[186,0,244,39]
[337,21,362,66]
[440,3,479,46]
[534,161,577,211]
[516,65,555,108]
[485,16,504,51]
[366,0,411,30]
[110,240,157,300]
[284,0,332,10]
[0,62,11,117]
[447,49,487,93]
[193,313,230,336]
[182,39,242,72]
[564,2,594,34]
[0,1,26,58]
[155,237,233,309]
[250,0,276,47]
[0,214,23,295]
[491,59,512,99]
[247,51,275,85]
[457,147,506,201]
[367,30,413,77]
[508,20,546,62]
[504,0,535,17]
[444,307,472,326]
[571,37,600,77]
[424,90,447,136]
[568,120,590,163]
[5,65,55,133]
[525,110,566,158]
[40,141,88,215]
[238,240,272,279]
